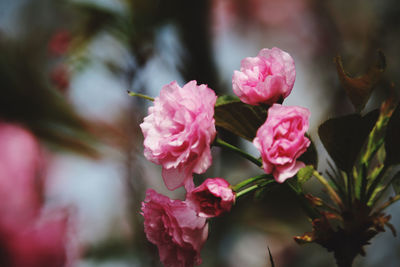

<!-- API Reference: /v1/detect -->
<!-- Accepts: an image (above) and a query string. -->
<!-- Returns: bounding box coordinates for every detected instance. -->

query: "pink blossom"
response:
[1,213,70,267]
[0,123,74,267]
[50,64,70,92]
[232,47,295,105]
[141,189,208,267]
[187,178,235,218]
[0,123,43,223]
[48,30,71,56]
[253,104,310,182]
[140,81,217,191]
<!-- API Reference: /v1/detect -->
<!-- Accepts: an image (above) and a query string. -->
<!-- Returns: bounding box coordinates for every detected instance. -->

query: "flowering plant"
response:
[131,48,400,267]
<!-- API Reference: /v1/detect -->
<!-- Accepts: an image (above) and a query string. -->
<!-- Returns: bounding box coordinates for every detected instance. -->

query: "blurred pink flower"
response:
[50,64,70,92]
[0,122,75,267]
[232,47,295,105]
[253,104,310,183]
[187,178,235,218]
[1,213,70,267]
[140,81,217,191]
[48,30,71,56]
[0,123,43,222]
[141,189,208,267]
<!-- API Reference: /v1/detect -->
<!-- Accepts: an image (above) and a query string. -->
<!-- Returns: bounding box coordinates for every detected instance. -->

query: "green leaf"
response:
[215,94,239,105]
[318,110,379,173]
[392,172,400,195]
[297,166,315,185]
[367,184,386,206]
[214,95,268,141]
[334,51,386,112]
[385,104,400,166]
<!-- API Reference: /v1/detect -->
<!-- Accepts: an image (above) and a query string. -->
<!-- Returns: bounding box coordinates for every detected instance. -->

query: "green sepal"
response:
[297,166,315,185]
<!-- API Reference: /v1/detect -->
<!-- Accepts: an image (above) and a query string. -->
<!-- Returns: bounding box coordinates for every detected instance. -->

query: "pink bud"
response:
[187,178,235,218]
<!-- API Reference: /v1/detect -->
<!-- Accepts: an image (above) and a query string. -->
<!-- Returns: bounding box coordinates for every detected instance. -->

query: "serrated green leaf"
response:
[318,110,379,173]
[214,95,268,141]
[297,166,315,185]
[334,51,385,112]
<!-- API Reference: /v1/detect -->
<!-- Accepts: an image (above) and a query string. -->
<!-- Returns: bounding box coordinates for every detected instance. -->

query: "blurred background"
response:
[0,0,399,266]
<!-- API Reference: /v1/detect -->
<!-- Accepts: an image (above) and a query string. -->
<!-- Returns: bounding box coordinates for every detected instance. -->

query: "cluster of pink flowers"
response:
[0,123,75,267]
[140,47,310,266]
[142,179,235,267]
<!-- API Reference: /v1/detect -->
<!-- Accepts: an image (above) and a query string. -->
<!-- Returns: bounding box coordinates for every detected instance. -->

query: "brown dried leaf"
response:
[334,51,386,112]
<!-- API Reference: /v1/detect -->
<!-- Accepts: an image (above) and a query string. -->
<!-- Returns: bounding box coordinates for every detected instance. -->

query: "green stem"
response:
[232,174,270,192]
[313,170,344,209]
[127,91,155,101]
[215,138,320,219]
[213,138,262,167]
[236,184,259,198]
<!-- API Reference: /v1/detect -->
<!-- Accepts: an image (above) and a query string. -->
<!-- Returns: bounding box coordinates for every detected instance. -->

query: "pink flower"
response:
[140,81,217,191]
[50,64,70,92]
[232,47,296,105]
[141,189,208,267]
[253,104,310,183]
[48,30,71,56]
[1,213,70,267]
[0,123,43,223]
[187,178,235,218]
[0,122,75,267]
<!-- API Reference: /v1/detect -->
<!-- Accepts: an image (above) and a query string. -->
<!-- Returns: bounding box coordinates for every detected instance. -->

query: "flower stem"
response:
[213,138,262,167]
[236,184,259,198]
[127,91,155,101]
[232,174,270,192]
[313,170,344,209]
